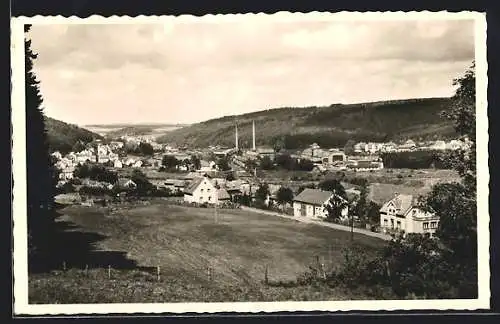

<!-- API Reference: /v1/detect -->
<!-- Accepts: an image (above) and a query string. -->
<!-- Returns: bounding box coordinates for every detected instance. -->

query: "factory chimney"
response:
[252,120,256,151]
[235,123,239,150]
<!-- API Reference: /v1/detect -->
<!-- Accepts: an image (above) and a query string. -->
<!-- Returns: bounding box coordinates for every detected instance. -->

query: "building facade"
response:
[379,194,439,236]
[292,188,348,219]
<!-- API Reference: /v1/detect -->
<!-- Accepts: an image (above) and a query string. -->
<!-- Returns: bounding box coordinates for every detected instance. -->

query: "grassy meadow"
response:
[29,199,387,303]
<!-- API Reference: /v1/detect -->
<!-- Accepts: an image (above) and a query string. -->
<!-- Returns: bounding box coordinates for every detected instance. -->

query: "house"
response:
[348,160,384,171]
[115,178,137,191]
[113,160,123,168]
[354,142,366,153]
[292,188,348,219]
[379,193,439,236]
[183,175,218,204]
[323,151,346,164]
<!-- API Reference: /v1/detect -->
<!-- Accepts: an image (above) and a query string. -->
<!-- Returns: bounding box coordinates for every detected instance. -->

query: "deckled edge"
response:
[11,11,490,316]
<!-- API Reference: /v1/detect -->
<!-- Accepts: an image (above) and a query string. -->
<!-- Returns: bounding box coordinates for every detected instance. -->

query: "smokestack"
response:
[235,123,239,150]
[252,120,256,151]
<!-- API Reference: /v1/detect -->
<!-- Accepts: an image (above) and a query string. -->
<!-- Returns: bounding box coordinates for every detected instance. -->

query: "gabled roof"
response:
[217,188,231,200]
[380,194,415,215]
[184,176,213,195]
[293,188,333,206]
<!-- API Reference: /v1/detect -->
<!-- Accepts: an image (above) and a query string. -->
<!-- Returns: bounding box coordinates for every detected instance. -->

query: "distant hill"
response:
[157,98,457,149]
[45,117,103,154]
[83,123,188,138]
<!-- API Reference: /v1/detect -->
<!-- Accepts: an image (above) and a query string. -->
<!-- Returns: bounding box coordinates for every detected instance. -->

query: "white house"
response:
[379,193,439,236]
[113,160,123,168]
[293,188,348,220]
[431,140,447,151]
[183,175,218,204]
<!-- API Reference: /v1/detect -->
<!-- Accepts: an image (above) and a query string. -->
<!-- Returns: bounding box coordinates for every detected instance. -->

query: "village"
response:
[51,119,468,238]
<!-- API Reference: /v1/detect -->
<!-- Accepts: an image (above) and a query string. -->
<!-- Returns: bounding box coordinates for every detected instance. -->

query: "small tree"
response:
[190,155,201,170]
[162,155,179,171]
[138,142,154,156]
[216,157,231,171]
[343,139,356,156]
[259,155,274,170]
[254,183,270,207]
[324,193,349,223]
[276,187,294,211]
[130,169,154,196]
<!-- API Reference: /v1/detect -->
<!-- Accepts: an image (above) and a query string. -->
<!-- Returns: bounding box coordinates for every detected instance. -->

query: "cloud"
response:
[27,17,475,125]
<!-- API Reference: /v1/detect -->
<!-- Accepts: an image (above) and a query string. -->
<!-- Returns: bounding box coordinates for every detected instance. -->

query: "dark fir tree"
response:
[25,25,56,270]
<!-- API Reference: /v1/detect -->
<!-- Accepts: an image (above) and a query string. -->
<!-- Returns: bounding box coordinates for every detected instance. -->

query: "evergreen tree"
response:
[25,25,56,270]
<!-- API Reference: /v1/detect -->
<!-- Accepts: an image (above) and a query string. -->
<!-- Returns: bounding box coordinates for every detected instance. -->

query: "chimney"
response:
[235,123,239,150]
[252,120,256,151]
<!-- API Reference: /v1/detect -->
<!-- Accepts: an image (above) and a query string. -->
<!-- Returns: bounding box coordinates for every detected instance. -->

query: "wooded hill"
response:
[45,117,103,154]
[157,97,457,149]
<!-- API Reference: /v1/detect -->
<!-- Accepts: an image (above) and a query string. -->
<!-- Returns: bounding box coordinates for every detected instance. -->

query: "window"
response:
[390,219,394,228]
[412,209,417,215]
[199,197,203,202]
[201,189,204,193]
[431,221,437,229]
[207,189,211,192]
[208,196,211,201]
[396,221,401,229]
[383,219,388,226]
[423,222,429,230]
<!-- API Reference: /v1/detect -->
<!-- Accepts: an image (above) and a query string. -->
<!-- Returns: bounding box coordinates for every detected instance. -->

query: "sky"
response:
[28,16,475,126]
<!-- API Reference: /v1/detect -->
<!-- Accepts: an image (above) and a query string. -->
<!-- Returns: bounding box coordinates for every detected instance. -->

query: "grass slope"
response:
[29,200,386,303]
[157,97,456,148]
[45,117,103,154]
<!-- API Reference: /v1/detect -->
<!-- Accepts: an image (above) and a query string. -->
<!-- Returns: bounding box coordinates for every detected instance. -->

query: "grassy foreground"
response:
[29,200,387,303]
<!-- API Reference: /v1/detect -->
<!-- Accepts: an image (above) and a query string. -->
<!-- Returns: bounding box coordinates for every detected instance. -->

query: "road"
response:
[240,206,392,241]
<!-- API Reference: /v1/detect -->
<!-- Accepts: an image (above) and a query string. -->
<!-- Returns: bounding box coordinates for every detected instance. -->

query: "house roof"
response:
[217,188,231,200]
[293,188,333,206]
[184,176,213,194]
[380,194,415,215]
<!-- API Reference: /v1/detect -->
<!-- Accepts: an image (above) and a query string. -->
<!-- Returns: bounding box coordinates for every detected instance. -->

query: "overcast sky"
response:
[28,16,475,126]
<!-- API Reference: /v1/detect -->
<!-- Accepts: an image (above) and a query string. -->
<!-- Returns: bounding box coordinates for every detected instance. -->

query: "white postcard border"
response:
[11,11,490,315]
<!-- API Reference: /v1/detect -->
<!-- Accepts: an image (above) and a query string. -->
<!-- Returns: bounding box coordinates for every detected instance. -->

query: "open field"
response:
[29,200,387,303]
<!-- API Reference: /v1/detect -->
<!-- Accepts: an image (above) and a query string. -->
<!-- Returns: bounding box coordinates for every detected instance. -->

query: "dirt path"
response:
[240,206,392,241]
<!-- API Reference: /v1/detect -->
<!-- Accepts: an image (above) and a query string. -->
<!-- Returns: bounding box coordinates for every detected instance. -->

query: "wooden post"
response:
[385,260,391,278]
[85,264,88,276]
[207,266,212,281]
[264,265,269,285]
[62,261,66,271]
[320,262,327,280]
[108,265,111,279]
[157,266,161,282]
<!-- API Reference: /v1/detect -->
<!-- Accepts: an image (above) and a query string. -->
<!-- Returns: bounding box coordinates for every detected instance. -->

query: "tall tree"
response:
[190,155,201,170]
[318,179,347,198]
[343,139,356,156]
[420,62,478,297]
[162,154,179,171]
[25,25,57,269]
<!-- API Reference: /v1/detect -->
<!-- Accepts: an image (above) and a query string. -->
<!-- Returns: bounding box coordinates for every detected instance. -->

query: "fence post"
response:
[157,266,161,282]
[207,266,212,281]
[62,261,66,271]
[85,264,88,276]
[385,260,391,278]
[264,265,269,285]
[108,265,111,279]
